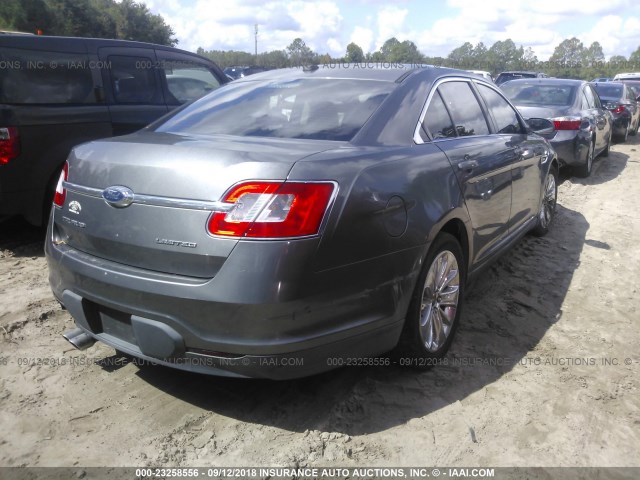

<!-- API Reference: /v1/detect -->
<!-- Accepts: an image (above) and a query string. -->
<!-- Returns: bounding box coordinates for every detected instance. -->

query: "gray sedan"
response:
[46,66,558,379]
[501,78,612,177]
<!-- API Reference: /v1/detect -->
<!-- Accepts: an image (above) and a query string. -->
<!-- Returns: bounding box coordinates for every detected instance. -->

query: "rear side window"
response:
[583,86,597,108]
[437,81,490,137]
[0,47,94,104]
[422,91,456,139]
[108,55,158,104]
[161,61,221,104]
[477,84,522,134]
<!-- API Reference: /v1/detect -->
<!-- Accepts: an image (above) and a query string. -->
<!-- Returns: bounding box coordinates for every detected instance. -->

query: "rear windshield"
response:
[501,83,576,106]
[155,78,394,141]
[593,84,623,99]
[0,47,95,104]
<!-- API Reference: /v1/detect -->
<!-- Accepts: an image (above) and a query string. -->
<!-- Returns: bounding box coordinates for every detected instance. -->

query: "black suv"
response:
[495,71,549,86]
[0,35,227,225]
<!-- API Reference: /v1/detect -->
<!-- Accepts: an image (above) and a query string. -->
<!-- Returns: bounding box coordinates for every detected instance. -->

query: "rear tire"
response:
[601,134,611,157]
[575,141,594,178]
[395,233,465,366]
[621,121,630,142]
[531,166,558,237]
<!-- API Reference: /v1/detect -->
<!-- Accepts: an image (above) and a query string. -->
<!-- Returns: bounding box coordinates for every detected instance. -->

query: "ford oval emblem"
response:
[102,186,134,208]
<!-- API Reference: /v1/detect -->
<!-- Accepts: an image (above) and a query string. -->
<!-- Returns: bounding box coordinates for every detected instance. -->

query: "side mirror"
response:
[527,117,555,137]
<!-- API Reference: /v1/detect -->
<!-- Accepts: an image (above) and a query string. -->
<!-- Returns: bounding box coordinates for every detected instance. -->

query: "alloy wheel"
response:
[539,171,557,229]
[419,250,460,352]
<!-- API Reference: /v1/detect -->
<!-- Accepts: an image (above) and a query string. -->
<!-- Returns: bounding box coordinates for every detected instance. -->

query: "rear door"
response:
[421,79,513,265]
[98,47,168,136]
[475,82,541,233]
[583,83,609,151]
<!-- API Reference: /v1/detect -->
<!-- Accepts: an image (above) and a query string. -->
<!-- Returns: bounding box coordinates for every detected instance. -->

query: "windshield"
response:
[502,83,576,106]
[156,78,394,141]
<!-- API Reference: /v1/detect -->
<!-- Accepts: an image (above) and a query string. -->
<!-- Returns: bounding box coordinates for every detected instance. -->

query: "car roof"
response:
[502,78,584,86]
[592,81,625,86]
[614,72,640,80]
[231,64,475,83]
[498,71,543,75]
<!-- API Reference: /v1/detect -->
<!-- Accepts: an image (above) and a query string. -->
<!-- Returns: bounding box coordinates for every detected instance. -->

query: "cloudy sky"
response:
[144,0,640,60]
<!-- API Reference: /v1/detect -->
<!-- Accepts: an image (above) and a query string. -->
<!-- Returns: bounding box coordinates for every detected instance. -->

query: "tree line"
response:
[0,0,176,46]
[200,37,640,80]
[2,1,639,80]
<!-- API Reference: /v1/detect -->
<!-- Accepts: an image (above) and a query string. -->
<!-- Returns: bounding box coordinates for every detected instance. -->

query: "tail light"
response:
[208,181,336,238]
[610,104,625,114]
[53,162,69,208]
[0,127,21,165]
[552,117,582,130]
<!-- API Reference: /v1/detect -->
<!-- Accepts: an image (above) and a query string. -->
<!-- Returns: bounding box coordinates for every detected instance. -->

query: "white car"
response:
[613,72,640,81]
[467,70,494,82]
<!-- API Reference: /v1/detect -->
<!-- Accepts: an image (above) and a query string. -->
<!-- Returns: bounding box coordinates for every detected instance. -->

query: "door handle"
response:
[458,159,478,171]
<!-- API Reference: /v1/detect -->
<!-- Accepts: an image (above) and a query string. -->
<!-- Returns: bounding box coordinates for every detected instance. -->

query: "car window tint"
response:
[108,55,158,104]
[626,87,635,102]
[156,78,394,141]
[438,81,489,137]
[477,84,522,134]
[0,48,94,104]
[423,90,456,139]
[161,61,221,104]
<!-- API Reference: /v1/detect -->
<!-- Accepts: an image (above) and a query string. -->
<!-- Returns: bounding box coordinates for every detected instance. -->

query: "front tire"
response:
[531,166,558,237]
[396,233,465,364]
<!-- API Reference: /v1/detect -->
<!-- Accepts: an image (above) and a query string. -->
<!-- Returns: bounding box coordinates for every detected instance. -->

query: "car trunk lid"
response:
[53,131,336,278]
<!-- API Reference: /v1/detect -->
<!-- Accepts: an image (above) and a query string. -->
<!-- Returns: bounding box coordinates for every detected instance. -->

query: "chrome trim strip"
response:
[63,181,234,212]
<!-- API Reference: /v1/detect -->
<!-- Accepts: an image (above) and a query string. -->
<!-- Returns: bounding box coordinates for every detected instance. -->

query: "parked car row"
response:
[500,78,612,177]
[496,73,640,177]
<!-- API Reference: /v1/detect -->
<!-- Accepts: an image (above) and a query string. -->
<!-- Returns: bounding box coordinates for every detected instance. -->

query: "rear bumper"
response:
[45,223,418,379]
[611,115,629,136]
[549,130,590,167]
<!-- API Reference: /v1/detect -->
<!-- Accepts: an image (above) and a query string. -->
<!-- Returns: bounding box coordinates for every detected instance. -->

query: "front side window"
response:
[437,81,490,137]
[0,47,94,104]
[156,78,394,141]
[161,61,221,104]
[477,84,522,134]
[108,55,158,104]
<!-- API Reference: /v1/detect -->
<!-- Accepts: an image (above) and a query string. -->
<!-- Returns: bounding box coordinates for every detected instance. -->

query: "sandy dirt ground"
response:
[1,135,639,470]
